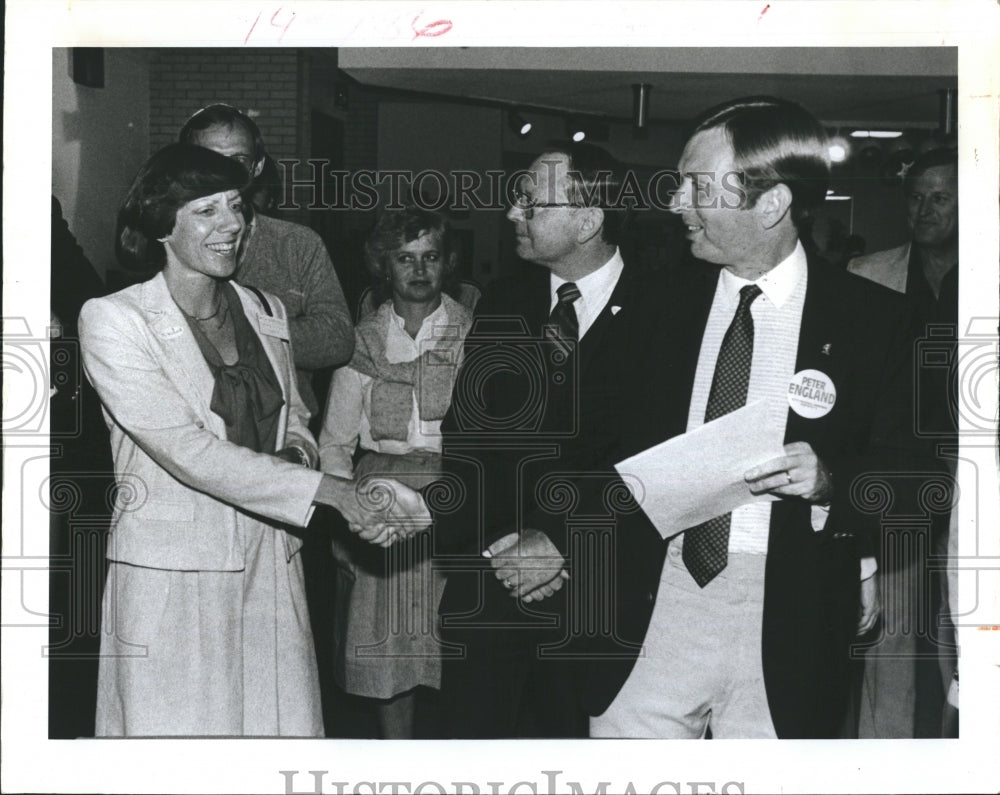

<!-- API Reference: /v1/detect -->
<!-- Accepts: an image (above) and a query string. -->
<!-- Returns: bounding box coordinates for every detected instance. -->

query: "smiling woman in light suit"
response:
[79,144,429,737]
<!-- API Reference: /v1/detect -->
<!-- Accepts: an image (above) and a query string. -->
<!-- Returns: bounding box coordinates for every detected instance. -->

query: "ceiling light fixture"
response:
[632,83,652,129]
[938,88,957,137]
[508,108,532,137]
[828,135,850,163]
[564,116,610,144]
[849,130,904,139]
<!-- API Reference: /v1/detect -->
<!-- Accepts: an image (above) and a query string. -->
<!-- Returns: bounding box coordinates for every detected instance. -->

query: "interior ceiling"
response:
[339,49,957,128]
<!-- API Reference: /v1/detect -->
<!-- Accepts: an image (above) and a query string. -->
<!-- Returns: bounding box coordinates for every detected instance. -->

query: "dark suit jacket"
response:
[593,252,928,737]
[434,259,666,684]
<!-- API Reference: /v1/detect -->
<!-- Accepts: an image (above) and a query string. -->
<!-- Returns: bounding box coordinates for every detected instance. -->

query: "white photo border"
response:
[3,2,999,793]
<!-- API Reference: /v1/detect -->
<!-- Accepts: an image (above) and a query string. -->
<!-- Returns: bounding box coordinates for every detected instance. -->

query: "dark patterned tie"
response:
[547,282,581,351]
[683,283,763,587]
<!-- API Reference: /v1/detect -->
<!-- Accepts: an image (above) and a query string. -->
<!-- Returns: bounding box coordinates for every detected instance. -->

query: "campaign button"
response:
[787,368,836,418]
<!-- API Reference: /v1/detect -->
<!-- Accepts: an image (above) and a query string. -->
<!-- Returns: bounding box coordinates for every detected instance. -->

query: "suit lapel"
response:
[890,244,911,293]
[140,273,224,437]
[784,257,845,450]
[669,263,721,433]
[768,256,847,550]
[576,265,634,376]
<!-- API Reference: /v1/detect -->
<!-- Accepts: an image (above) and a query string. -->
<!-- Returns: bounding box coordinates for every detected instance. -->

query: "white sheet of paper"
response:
[614,400,786,539]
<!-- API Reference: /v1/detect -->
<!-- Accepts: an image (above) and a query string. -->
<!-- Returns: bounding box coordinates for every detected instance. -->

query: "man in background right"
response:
[849,148,957,325]
[847,148,959,738]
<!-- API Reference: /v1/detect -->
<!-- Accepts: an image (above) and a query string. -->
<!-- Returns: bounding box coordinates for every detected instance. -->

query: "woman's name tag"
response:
[257,315,289,340]
[155,323,185,339]
[787,368,836,418]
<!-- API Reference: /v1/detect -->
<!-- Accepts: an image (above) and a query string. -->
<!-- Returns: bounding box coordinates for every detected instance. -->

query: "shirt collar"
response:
[388,298,448,341]
[550,247,624,305]
[720,240,806,308]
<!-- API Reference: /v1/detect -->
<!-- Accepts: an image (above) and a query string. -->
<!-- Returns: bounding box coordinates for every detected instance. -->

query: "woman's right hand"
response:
[314,473,432,545]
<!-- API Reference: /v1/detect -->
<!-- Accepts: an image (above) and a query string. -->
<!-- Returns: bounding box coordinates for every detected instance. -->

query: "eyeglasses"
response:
[512,188,581,220]
[228,154,256,170]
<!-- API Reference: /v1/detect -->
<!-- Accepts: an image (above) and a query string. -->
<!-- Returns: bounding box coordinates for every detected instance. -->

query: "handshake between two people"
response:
[313,472,433,548]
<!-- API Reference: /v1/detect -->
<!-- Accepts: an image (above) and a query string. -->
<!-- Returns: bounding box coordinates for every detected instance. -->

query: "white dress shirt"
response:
[686,242,808,554]
[682,243,875,578]
[550,248,624,339]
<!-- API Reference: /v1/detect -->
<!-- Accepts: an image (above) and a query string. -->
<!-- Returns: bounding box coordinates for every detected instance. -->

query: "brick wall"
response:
[148,48,302,162]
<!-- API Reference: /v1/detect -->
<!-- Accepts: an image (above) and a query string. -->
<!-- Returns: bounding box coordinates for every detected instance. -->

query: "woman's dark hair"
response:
[116,143,250,270]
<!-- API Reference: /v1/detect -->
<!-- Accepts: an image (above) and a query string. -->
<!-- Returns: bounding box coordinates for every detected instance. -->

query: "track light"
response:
[938,88,957,137]
[564,116,609,144]
[850,130,903,139]
[565,115,586,142]
[828,137,850,163]
[632,83,652,129]
[508,109,532,137]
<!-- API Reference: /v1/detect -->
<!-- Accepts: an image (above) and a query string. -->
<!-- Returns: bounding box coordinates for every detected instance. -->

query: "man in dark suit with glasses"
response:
[432,142,665,738]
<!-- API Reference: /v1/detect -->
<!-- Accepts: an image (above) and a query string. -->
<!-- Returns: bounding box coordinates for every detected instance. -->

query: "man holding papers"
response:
[591,97,924,739]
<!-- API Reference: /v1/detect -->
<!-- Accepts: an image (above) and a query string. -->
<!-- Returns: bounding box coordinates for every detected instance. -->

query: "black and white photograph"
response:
[3,2,999,793]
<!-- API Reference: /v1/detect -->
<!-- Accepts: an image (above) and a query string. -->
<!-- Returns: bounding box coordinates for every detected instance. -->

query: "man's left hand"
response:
[521,570,570,603]
[744,441,833,504]
[856,573,881,635]
[485,530,566,600]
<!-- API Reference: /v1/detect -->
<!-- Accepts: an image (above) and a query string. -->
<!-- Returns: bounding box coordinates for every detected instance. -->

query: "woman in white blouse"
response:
[319,207,473,737]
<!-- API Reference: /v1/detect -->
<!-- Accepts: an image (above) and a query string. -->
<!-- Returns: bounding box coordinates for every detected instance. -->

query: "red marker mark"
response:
[245,7,296,44]
[270,8,296,41]
[412,13,452,39]
[758,3,770,21]
[244,12,261,44]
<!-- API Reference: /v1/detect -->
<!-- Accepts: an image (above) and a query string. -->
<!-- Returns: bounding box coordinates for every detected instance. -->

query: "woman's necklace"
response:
[187,300,221,321]
[181,292,229,330]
